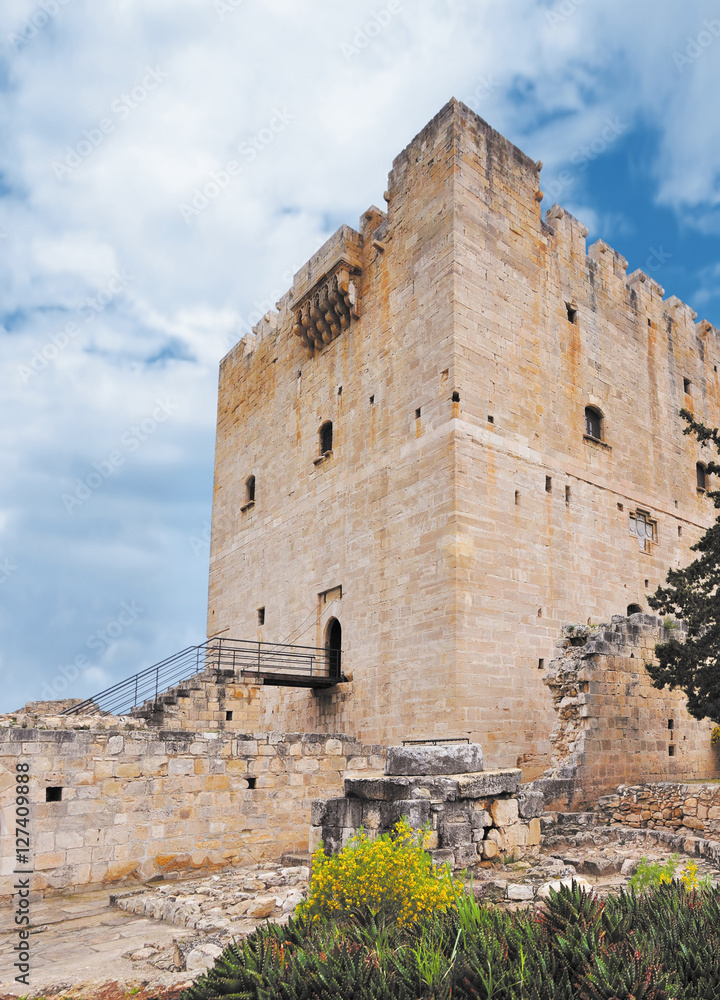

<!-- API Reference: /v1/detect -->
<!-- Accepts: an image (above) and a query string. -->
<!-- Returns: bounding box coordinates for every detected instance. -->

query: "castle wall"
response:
[0,727,380,894]
[449,102,720,773]
[208,101,465,743]
[208,99,720,773]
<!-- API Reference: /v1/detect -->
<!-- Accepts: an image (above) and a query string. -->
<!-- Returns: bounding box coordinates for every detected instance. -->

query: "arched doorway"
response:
[325,618,342,679]
[627,604,643,616]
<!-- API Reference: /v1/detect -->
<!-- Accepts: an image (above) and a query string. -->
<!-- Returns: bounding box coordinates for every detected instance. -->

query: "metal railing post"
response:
[155,666,159,703]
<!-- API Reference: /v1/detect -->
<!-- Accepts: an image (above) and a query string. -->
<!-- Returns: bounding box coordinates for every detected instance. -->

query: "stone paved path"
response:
[0,888,193,998]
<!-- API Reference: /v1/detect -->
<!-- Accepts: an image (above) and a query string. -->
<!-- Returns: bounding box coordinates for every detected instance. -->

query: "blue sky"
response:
[1,0,719,711]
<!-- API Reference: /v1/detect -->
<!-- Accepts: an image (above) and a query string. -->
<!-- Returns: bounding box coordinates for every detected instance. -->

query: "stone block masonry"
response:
[310,743,544,866]
[597,782,720,839]
[0,726,382,894]
[208,97,720,773]
[530,614,719,809]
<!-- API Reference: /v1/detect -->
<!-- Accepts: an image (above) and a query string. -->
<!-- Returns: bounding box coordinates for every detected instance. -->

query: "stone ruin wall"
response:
[536,614,719,809]
[310,744,545,869]
[597,782,720,839]
[0,723,381,897]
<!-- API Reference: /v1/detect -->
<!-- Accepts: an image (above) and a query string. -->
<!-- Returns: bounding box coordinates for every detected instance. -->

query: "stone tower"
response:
[208,99,720,775]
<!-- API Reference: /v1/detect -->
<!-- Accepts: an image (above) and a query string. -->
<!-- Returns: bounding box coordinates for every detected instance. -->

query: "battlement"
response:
[227,99,718,378]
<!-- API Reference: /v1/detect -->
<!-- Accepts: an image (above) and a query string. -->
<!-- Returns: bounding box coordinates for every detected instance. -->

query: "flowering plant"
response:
[711,724,720,747]
[297,818,461,927]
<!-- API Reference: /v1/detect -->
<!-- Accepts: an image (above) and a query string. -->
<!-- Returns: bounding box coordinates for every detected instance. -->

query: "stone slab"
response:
[344,774,460,802]
[385,744,483,776]
[455,769,521,799]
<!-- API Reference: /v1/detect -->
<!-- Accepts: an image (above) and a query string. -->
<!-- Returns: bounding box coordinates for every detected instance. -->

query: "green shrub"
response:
[297,818,461,927]
[628,854,679,892]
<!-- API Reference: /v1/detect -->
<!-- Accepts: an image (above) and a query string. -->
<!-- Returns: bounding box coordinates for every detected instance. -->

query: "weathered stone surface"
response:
[377,798,431,829]
[517,787,545,819]
[385,744,483,777]
[246,896,278,919]
[491,798,519,828]
[503,823,529,850]
[455,844,479,866]
[440,819,472,848]
[185,943,223,973]
[507,884,534,901]
[456,770,522,799]
[344,775,460,802]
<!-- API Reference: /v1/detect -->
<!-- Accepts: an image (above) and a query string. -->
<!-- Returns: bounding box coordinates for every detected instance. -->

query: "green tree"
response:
[647,409,720,722]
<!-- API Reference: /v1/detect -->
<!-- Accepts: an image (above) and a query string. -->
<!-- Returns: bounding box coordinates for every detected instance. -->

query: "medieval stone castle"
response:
[208,98,720,774]
[3,99,720,895]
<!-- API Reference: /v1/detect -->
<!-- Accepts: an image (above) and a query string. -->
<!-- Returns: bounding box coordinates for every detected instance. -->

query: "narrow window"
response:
[683,378,692,395]
[319,421,333,455]
[668,719,675,730]
[565,485,571,504]
[337,386,342,396]
[645,579,649,588]
[246,776,257,789]
[565,303,578,324]
[452,391,460,403]
[537,608,542,618]
[46,787,62,802]
[257,607,265,626]
[225,710,233,721]
[245,475,255,504]
[629,511,655,550]
[627,604,643,616]
[617,503,624,511]
[515,490,520,506]
[697,463,707,492]
[678,525,682,537]
[369,395,375,404]
[585,406,603,440]
[488,415,494,423]
[538,658,545,670]
[668,745,676,757]
[545,476,552,494]
[647,318,653,328]
[415,407,422,419]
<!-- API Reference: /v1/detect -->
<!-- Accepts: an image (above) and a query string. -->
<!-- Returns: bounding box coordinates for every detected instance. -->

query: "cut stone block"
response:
[456,769,521,799]
[385,744,483,776]
[503,823,528,849]
[455,843,479,866]
[527,818,541,846]
[440,819,472,847]
[345,775,460,802]
[517,787,545,818]
[491,798,519,827]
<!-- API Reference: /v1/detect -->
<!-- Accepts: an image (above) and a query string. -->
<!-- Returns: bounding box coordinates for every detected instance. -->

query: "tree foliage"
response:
[647,409,720,722]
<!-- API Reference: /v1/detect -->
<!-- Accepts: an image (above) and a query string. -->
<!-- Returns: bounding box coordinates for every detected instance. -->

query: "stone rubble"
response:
[114,860,310,972]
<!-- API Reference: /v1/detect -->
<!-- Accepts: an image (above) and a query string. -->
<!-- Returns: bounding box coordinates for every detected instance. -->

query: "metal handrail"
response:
[61,636,343,717]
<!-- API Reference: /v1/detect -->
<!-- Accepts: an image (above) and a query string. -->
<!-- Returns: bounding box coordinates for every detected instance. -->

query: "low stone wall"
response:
[0,727,382,894]
[310,744,544,867]
[597,782,720,838]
